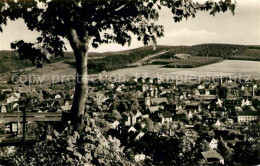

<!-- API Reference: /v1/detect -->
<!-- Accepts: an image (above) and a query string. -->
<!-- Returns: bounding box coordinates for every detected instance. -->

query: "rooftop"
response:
[238,111,260,116]
[201,150,224,161]
[161,111,172,118]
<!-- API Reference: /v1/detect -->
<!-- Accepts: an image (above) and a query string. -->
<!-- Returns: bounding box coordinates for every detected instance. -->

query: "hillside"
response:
[0,51,76,74]
[66,45,173,74]
[0,44,259,74]
[0,45,173,74]
[157,44,260,60]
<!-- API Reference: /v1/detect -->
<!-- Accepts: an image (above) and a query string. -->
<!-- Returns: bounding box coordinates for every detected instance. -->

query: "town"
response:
[0,75,259,165]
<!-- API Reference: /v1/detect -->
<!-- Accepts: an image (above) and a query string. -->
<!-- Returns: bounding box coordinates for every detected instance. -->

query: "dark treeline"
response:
[87,46,172,73]
[152,57,223,68]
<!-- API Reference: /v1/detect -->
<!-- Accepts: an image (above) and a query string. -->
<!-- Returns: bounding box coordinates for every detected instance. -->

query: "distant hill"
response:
[158,44,260,60]
[0,44,259,74]
[0,51,75,74]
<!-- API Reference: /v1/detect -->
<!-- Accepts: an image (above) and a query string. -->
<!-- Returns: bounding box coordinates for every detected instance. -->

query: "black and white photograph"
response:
[0,0,260,165]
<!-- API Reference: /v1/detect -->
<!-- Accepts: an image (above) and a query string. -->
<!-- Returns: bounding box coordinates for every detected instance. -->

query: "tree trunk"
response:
[67,28,90,126]
[71,49,88,124]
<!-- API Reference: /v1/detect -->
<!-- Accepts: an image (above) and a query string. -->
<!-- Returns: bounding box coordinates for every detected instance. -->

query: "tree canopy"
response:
[0,0,236,122]
[1,0,235,60]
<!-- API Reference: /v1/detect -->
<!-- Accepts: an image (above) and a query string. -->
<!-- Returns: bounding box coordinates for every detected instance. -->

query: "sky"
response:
[0,0,259,52]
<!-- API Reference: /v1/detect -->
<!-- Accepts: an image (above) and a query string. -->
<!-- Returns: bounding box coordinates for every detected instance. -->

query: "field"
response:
[1,43,260,83]
[1,60,260,84]
[150,57,223,68]
[108,60,260,80]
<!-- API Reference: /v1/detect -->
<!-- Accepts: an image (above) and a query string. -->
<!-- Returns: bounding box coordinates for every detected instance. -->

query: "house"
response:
[0,105,7,113]
[176,105,183,110]
[123,112,137,126]
[186,110,197,120]
[176,109,187,115]
[61,105,72,112]
[128,126,137,133]
[209,138,218,150]
[215,98,223,107]
[237,111,260,123]
[149,86,158,97]
[148,106,160,113]
[6,93,20,104]
[187,111,193,120]
[11,122,19,134]
[144,97,151,107]
[211,109,228,118]
[198,84,205,90]
[203,118,218,125]
[133,77,138,82]
[205,90,210,95]
[241,99,252,107]
[161,89,171,95]
[135,132,145,141]
[134,154,145,162]
[142,84,149,92]
[213,119,222,127]
[201,150,224,165]
[225,98,241,107]
[4,122,20,135]
[194,89,200,95]
[110,120,120,129]
[54,94,62,99]
[160,111,172,123]
[150,97,168,106]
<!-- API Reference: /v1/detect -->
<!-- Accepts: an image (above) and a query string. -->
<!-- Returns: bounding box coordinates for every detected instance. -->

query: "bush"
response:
[4,115,131,166]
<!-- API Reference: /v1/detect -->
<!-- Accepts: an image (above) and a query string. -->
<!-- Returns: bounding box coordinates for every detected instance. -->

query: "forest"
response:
[152,57,223,68]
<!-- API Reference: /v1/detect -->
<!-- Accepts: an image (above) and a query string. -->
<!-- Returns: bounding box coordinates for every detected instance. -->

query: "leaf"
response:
[230,4,236,15]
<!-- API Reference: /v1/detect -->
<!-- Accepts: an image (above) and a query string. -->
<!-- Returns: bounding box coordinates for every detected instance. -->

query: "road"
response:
[128,51,168,66]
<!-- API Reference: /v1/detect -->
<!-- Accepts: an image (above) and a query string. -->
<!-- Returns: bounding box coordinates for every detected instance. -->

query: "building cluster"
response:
[0,77,260,164]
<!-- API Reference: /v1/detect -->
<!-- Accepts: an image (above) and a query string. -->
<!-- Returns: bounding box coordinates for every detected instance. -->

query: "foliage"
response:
[233,139,260,165]
[143,118,154,132]
[218,138,233,162]
[5,115,130,166]
[105,109,122,122]
[152,134,193,165]
[0,0,236,66]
